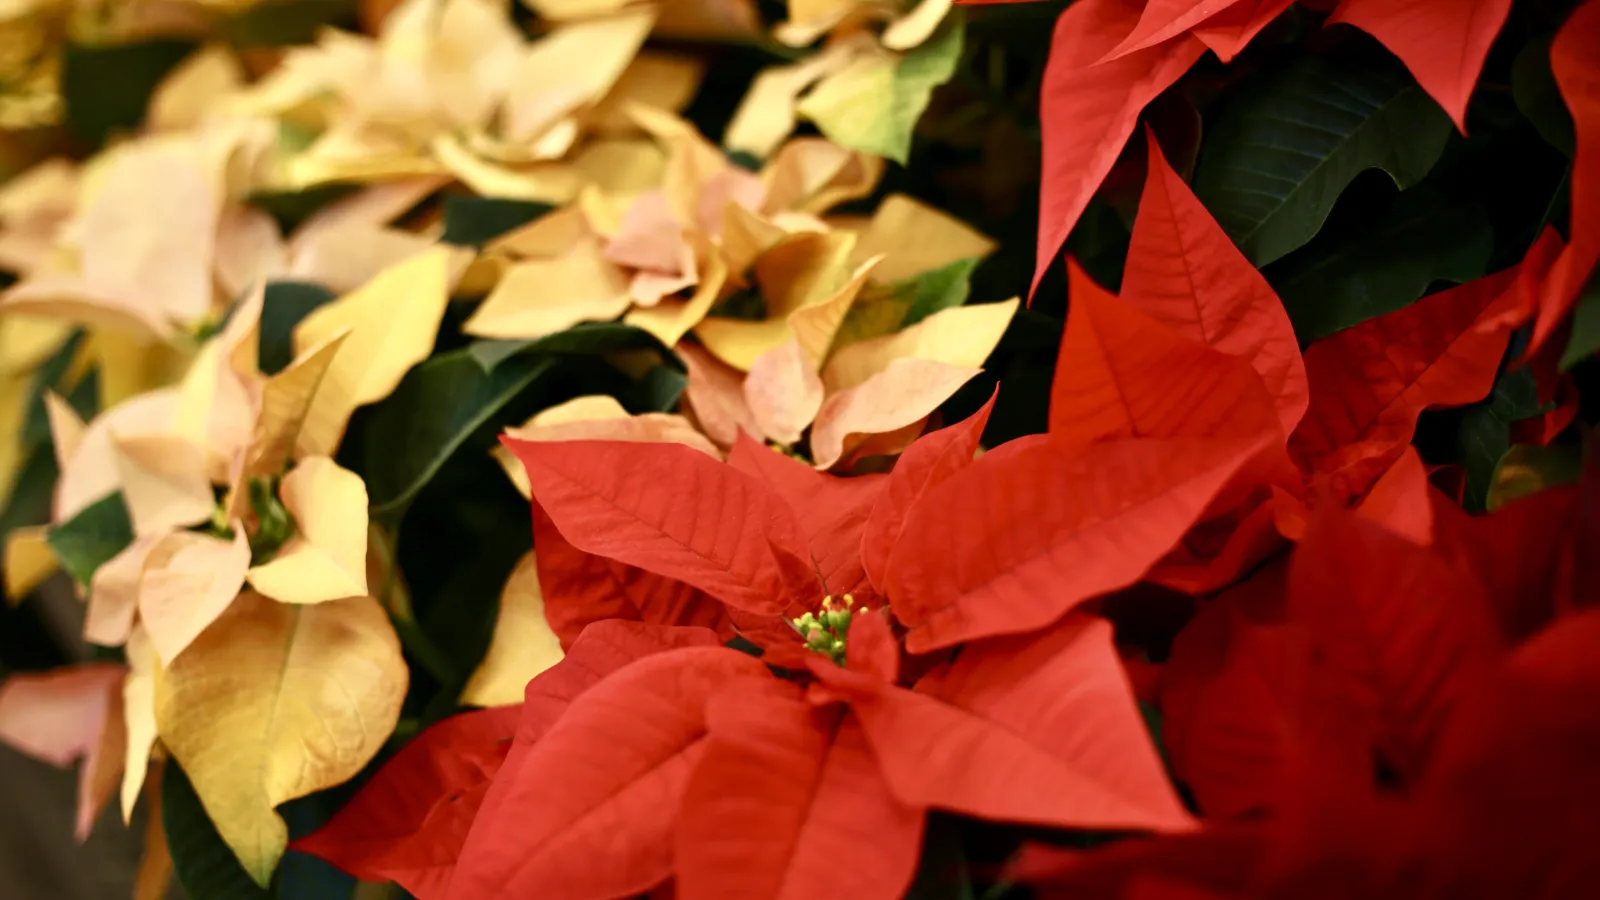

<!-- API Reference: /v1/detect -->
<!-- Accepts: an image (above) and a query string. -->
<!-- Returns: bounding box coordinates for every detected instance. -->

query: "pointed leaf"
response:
[291,705,522,896]
[677,685,924,900]
[162,759,270,900]
[811,358,981,470]
[840,614,1193,832]
[1327,0,1513,132]
[246,457,368,605]
[111,434,215,539]
[886,433,1267,652]
[1124,137,1308,434]
[1050,261,1281,444]
[462,240,632,341]
[260,282,337,376]
[507,439,816,615]
[1035,0,1205,294]
[154,592,407,886]
[745,338,826,446]
[1191,43,1453,266]
[47,491,134,588]
[139,528,252,667]
[293,248,453,455]
[1289,264,1523,496]
[860,391,995,594]
[447,646,770,899]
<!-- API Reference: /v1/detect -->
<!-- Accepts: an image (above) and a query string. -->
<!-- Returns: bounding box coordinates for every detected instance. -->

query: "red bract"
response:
[1022,476,1600,900]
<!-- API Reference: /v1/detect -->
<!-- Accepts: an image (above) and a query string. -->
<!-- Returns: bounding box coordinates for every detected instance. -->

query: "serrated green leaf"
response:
[1270,189,1493,342]
[163,761,270,900]
[1456,369,1548,513]
[260,281,337,375]
[364,351,558,520]
[46,492,134,590]
[1192,44,1454,266]
[440,196,555,248]
[1487,443,1585,512]
[219,0,359,47]
[1512,35,1575,158]
[797,10,964,164]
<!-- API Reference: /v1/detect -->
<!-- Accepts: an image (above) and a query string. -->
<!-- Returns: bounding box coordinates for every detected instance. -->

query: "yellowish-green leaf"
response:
[153,591,407,887]
[847,193,995,284]
[246,457,369,605]
[796,11,963,164]
[3,525,57,604]
[460,552,564,707]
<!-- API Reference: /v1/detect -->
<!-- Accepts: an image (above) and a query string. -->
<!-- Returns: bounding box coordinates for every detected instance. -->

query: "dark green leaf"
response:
[275,791,359,899]
[364,351,558,520]
[465,322,675,373]
[632,364,688,413]
[1560,270,1600,371]
[260,281,338,375]
[0,446,60,552]
[246,183,359,234]
[61,40,195,149]
[219,0,358,47]
[439,196,554,247]
[1192,43,1454,266]
[45,493,133,588]
[19,330,87,449]
[1269,189,1492,342]
[1456,369,1547,512]
[1512,35,1575,157]
[163,761,270,900]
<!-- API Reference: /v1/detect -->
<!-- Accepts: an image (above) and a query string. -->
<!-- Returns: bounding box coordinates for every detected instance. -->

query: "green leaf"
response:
[46,493,134,587]
[837,258,980,346]
[465,322,676,373]
[1455,369,1547,513]
[439,196,555,248]
[633,364,689,413]
[163,761,270,900]
[219,0,359,47]
[364,351,558,521]
[1487,443,1585,512]
[1560,270,1600,371]
[260,281,337,375]
[904,258,980,327]
[1192,43,1454,266]
[61,40,196,149]
[797,10,964,164]
[1269,189,1493,342]
[1512,35,1575,158]
[0,445,60,541]
[19,331,93,449]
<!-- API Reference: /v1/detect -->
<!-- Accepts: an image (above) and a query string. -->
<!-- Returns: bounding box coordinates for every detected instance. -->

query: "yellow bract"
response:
[245,457,370,605]
[461,551,564,707]
[154,592,407,886]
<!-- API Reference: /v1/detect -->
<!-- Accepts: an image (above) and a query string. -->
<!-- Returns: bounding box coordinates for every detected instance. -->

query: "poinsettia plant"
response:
[0,0,1594,897]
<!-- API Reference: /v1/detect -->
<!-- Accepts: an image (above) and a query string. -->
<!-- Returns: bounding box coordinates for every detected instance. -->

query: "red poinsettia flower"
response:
[1010,457,1599,899]
[295,395,1266,899]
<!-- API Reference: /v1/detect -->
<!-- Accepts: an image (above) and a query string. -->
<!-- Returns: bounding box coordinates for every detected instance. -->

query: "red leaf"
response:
[1011,825,1265,900]
[1191,0,1294,62]
[532,504,735,649]
[1160,562,1310,818]
[447,646,770,900]
[859,390,997,594]
[727,434,886,600]
[1289,508,1505,782]
[1147,497,1287,594]
[1288,266,1523,499]
[1051,261,1282,445]
[1035,0,1205,296]
[676,682,923,900]
[460,620,726,888]
[841,614,1193,832]
[1353,445,1434,545]
[1122,135,1308,436]
[1530,1,1600,352]
[505,438,818,616]
[886,432,1269,652]
[1099,1,1242,62]
[291,706,521,897]
[1326,0,1513,132]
